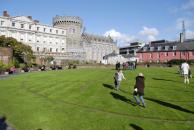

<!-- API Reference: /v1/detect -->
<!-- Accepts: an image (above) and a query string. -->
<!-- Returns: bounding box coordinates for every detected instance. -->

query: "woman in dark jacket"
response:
[133,73,146,107]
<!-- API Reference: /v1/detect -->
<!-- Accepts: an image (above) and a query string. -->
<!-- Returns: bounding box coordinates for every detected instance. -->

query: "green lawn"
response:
[0,67,194,130]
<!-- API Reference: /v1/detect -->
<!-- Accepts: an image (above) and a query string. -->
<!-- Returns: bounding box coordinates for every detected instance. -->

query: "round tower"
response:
[53,16,83,50]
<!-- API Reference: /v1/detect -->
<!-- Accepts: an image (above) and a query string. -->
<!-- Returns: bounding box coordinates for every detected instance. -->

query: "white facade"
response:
[0,12,119,63]
[102,55,128,65]
[0,16,67,54]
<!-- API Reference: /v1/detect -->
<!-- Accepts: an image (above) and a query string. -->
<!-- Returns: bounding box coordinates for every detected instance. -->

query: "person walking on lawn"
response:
[133,73,146,107]
[114,69,126,91]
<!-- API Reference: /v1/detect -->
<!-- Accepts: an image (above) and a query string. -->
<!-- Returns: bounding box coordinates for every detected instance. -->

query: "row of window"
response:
[36,47,65,52]
[140,51,194,58]
[0,20,65,34]
[148,52,177,58]
[143,46,177,51]
[19,38,64,45]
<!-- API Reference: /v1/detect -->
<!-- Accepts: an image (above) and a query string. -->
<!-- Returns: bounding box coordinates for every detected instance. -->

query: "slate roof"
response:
[137,39,194,52]
[103,51,118,59]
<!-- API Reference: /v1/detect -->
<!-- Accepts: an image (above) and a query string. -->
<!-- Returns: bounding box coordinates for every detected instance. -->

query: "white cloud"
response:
[186,30,194,39]
[147,35,156,41]
[182,0,194,10]
[139,26,159,41]
[104,29,136,46]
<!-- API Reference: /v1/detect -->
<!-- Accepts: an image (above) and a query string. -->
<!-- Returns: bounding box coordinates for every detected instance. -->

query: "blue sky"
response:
[0,0,194,46]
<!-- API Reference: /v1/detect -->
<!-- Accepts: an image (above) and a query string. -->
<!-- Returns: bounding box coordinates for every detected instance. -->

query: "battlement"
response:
[82,33,114,43]
[53,15,83,27]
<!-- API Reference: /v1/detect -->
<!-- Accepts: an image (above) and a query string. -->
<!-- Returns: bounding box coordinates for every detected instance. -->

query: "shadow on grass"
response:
[103,84,129,94]
[120,89,129,94]
[130,124,144,130]
[103,83,114,90]
[110,92,136,106]
[152,78,179,82]
[0,116,16,130]
[145,97,194,114]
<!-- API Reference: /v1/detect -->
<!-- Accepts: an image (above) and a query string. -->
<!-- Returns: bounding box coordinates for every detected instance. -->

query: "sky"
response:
[0,0,194,46]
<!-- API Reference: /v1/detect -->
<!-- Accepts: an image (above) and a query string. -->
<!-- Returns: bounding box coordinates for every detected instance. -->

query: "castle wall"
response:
[53,16,83,51]
[0,12,118,64]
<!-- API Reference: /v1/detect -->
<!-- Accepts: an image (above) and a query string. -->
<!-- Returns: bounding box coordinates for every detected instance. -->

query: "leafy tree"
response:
[0,36,35,66]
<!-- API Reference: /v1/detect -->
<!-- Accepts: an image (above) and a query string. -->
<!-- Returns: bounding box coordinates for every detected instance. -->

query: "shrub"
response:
[0,61,6,73]
[167,59,194,65]
[13,59,20,68]
[68,64,73,69]
[73,64,77,69]
[19,63,26,69]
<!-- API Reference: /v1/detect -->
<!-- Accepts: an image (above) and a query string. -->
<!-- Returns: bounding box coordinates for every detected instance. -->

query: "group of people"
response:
[115,61,137,70]
[112,61,192,108]
[114,69,146,108]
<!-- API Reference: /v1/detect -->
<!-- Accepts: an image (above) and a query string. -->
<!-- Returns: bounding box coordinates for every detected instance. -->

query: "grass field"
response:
[0,67,194,130]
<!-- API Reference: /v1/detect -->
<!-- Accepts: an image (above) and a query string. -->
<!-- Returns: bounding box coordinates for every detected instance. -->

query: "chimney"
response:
[27,16,32,20]
[180,33,184,43]
[3,10,10,17]
[34,20,39,23]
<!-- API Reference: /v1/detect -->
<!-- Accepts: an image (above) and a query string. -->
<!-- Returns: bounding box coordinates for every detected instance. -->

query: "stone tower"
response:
[53,15,83,51]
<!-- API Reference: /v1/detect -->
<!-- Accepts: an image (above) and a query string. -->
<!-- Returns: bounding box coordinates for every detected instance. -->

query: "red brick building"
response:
[137,39,194,63]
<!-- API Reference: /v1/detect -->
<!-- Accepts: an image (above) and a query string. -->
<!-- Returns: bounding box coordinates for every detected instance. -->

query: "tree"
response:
[45,56,54,65]
[0,36,35,66]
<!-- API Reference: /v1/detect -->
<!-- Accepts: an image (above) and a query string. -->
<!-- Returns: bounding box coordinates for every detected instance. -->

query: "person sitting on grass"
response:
[133,73,146,107]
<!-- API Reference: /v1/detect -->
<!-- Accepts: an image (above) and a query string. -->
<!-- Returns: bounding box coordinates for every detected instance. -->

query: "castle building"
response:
[0,11,118,64]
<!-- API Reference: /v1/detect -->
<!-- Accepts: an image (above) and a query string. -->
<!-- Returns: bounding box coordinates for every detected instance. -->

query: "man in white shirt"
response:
[181,62,190,84]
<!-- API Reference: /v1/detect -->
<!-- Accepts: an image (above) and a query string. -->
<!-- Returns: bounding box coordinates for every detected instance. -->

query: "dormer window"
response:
[150,47,154,51]
[158,46,161,51]
[173,46,177,50]
[12,22,15,27]
[1,21,4,26]
[21,24,24,28]
[165,46,169,51]
[29,25,32,29]
[143,47,147,51]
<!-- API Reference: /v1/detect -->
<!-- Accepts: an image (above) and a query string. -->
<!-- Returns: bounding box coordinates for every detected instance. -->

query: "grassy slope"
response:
[0,67,194,130]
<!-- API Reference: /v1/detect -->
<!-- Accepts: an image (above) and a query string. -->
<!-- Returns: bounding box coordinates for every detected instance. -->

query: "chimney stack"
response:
[34,20,39,23]
[180,33,184,43]
[27,16,32,20]
[3,10,10,17]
